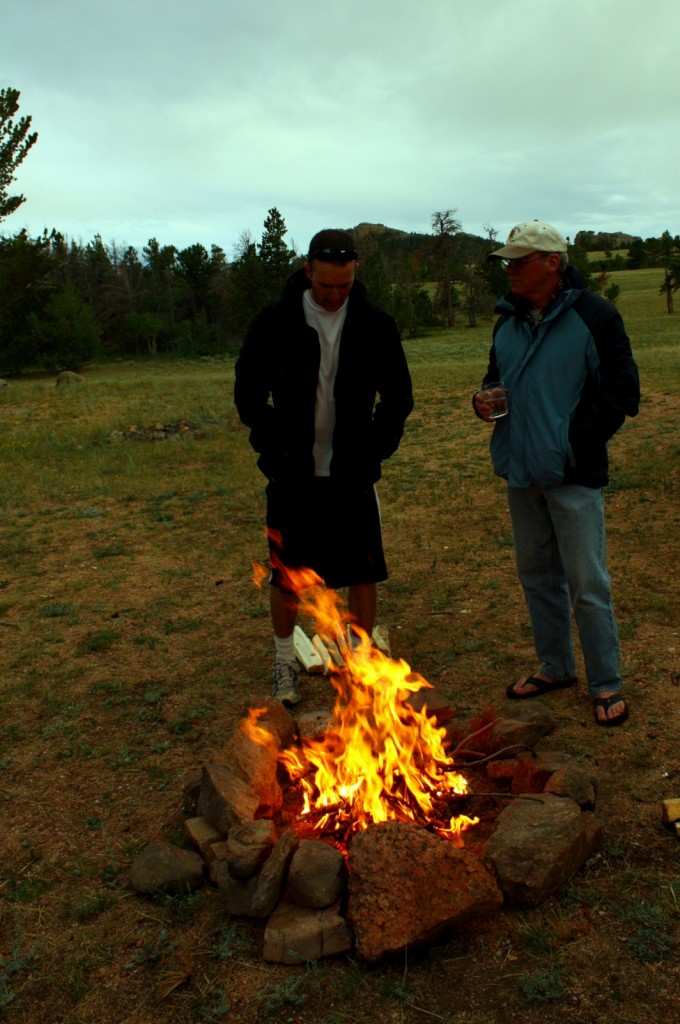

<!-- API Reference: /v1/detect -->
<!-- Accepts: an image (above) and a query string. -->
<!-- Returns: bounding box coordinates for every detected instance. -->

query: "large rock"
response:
[544,764,597,810]
[347,821,503,962]
[129,841,204,896]
[226,819,277,879]
[196,763,259,834]
[220,715,283,818]
[213,862,258,916]
[485,793,601,906]
[250,829,300,919]
[263,900,353,964]
[286,839,347,909]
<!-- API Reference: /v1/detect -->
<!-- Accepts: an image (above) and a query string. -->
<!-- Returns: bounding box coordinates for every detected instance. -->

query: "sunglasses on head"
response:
[309,247,358,262]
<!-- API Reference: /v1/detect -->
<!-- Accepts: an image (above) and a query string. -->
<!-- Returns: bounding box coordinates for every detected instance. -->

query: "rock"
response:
[544,764,597,810]
[263,900,353,964]
[242,698,297,749]
[184,816,223,857]
[129,841,204,896]
[55,370,84,386]
[485,794,601,906]
[510,751,556,794]
[197,763,259,834]
[250,829,300,919]
[347,821,503,962]
[226,819,277,879]
[220,715,283,818]
[287,840,347,909]
[296,710,334,742]
[213,862,258,915]
[206,840,230,883]
[445,703,556,758]
[406,686,457,725]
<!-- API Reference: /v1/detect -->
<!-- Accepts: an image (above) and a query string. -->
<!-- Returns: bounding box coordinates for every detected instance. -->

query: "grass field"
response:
[0,268,678,1023]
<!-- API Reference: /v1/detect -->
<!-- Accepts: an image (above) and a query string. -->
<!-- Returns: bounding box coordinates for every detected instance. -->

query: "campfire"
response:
[128,548,602,966]
[247,558,479,848]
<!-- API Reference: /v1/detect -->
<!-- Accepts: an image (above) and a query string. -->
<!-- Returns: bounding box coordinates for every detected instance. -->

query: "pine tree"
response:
[0,88,38,220]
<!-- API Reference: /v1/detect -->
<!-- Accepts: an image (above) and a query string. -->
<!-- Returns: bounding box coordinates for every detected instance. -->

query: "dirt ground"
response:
[1,384,678,1024]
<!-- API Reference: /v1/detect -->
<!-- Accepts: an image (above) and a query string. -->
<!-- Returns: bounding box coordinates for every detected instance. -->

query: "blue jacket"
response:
[482,267,640,488]
[234,269,414,485]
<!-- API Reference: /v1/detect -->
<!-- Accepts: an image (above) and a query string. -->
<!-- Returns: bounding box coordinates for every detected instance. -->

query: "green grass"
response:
[0,270,678,1024]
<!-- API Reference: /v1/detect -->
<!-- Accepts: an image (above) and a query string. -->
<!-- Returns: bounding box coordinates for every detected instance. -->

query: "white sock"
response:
[274,634,296,664]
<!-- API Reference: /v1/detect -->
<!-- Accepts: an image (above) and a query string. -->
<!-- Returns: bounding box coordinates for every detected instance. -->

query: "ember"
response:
[248,557,478,847]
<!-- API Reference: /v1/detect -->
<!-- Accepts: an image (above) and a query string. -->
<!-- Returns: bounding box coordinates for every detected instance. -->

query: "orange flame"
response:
[248,543,478,847]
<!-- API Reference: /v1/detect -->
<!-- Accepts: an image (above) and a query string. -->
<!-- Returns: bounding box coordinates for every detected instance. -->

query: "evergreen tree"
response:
[29,279,101,369]
[431,209,461,327]
[258,207,297,299]
[0,87,38,221]
[0,230,58,373]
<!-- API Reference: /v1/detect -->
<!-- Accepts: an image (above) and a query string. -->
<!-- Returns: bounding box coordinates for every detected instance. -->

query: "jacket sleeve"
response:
[233,308,279,461]
[371,316,414,460]
[569,295,640,449]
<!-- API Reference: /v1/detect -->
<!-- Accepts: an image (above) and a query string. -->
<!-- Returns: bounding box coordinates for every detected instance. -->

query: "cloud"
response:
[4,0,679,254]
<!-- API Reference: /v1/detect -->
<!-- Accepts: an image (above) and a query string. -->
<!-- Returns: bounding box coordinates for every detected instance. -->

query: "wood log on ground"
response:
[372,624,391,656]
[293,626,324,673]
[311,635,332,674]
[318,633,345,668]
[661,798,680,826]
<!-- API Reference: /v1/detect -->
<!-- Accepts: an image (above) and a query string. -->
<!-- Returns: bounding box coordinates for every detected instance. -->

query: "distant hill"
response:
[348,222,493,278]
[574,230,636,251]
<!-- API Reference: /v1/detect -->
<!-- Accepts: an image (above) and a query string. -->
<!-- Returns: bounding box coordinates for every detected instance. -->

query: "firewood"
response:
[293,626,324,673]
[318,633,345,668]
[372,624,391,656]
[311,634,332,674]
[661,798,680,825]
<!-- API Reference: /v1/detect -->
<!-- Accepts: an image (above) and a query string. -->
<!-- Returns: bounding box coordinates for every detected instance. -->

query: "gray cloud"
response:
[5,0,679,255]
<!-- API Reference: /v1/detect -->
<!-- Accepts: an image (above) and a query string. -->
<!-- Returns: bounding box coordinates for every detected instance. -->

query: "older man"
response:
[474,220,640,726]
[235,229,413,706]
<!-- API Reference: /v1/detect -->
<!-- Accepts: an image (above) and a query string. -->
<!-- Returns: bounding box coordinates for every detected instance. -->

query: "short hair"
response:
[307,229,358,264]
[539,252,569,274]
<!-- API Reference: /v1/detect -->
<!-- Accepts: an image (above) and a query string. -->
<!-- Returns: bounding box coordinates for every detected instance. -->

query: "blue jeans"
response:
[506,484,622,696]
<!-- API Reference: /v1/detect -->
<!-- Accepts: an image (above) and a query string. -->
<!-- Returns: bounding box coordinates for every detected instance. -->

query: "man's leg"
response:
[270,584,298,639]
[507,486,577,686]
[348,582,377,639]
[545,485,624,721]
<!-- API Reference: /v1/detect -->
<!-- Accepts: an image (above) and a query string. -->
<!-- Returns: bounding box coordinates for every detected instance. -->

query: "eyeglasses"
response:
[501,253,545,270]
[308,247,358,262]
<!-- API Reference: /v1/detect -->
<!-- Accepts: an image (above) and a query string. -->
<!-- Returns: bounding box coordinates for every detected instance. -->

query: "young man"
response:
[474,220,640,726]
[234,229,413,705]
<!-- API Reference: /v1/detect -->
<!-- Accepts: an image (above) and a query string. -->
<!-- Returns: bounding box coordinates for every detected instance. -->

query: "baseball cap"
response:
[488,220,569,260]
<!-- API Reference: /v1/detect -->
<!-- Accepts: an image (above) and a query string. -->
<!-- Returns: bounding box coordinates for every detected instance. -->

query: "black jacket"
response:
[234,269,414,485]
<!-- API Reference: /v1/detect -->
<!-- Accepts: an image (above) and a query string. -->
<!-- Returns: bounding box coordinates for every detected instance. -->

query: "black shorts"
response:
[265,478,387,591]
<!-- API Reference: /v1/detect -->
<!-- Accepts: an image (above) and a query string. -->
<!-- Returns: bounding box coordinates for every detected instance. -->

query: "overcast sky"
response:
[4,0,679,259]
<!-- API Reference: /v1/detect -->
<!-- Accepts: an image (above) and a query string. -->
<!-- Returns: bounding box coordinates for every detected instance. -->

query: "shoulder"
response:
[572,289,624,335]
[348,283,399,332]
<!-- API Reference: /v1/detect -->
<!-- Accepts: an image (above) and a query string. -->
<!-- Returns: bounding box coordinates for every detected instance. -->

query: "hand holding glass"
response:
[479,382,508,420]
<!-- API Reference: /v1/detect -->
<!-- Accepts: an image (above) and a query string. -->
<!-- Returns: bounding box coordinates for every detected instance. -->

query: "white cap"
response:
[489,220,569,259]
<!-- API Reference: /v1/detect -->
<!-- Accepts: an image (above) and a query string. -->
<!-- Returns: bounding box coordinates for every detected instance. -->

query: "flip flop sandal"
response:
[506,675,578,700]
[594,694,629,727]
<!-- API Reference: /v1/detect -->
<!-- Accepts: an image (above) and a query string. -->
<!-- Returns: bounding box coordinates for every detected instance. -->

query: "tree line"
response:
[0,205,513,374]
[1,87,679,374]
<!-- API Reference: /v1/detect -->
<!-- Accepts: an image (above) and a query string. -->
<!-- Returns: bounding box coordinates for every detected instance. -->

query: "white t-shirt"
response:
[303,290,348,476]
